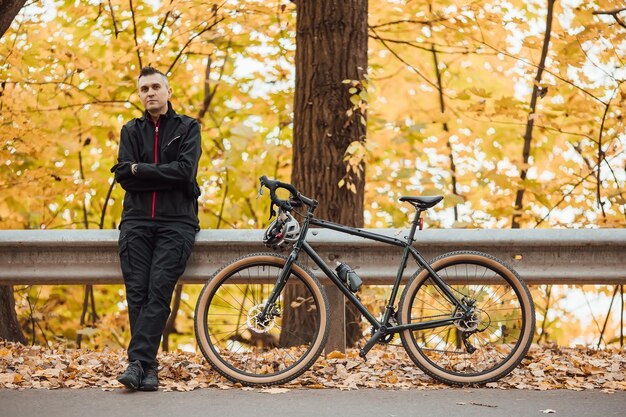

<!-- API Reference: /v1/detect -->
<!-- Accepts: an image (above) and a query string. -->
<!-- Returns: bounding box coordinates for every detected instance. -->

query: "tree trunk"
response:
[0,0,27,39]
[292,0,367,223]
[284,0,368,347]
[0,285,27,344]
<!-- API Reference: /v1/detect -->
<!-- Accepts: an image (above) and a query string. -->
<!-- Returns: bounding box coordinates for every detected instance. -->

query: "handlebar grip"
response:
[260,176,298,195]
[259,175,318,211]
[270,189,293,211]
[260,175,293,211]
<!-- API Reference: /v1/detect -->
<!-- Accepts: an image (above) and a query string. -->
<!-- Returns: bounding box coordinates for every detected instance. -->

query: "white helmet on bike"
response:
[263,211,300,251]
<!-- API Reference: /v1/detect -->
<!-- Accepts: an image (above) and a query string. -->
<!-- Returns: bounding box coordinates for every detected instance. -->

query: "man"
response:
[111,66,201,391]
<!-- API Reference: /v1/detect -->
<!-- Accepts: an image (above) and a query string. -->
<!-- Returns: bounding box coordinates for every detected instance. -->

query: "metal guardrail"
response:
[0,228,625,285]
[2,228,624,351]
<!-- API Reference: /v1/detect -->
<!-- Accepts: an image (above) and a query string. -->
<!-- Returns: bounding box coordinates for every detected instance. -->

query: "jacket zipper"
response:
[152,119,160,218]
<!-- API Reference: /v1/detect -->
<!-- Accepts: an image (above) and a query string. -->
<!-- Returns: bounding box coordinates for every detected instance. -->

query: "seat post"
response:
[406,208,423,243]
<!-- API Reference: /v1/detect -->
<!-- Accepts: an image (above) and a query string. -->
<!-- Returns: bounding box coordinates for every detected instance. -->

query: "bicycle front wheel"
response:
[399,251,535,385]
[194,253,330,386]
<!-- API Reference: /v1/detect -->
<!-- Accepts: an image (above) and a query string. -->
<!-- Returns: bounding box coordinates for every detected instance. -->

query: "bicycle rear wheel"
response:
[399,251,535,385]
[194,253,330,386]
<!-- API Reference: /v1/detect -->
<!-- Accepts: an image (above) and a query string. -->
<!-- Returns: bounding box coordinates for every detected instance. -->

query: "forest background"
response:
[0,0,624,352]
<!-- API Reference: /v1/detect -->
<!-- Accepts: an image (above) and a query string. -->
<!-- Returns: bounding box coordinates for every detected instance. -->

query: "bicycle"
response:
[194,176,535,386]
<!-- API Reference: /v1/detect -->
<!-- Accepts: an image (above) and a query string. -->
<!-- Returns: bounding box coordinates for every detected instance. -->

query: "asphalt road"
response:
[1,388,624,417]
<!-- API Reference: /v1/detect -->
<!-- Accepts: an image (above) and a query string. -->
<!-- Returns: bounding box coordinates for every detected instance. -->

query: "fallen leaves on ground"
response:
[0,342,624,392]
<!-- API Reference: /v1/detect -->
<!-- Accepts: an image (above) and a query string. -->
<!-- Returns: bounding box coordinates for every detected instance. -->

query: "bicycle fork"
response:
[257,250,298,324]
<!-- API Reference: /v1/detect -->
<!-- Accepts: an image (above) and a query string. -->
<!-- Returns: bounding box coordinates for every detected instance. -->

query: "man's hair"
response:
[137,66,168,88]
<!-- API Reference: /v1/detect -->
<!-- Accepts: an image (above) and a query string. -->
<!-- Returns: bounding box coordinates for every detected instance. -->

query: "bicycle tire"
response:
[194,253,330,386]
[398,250,535,385]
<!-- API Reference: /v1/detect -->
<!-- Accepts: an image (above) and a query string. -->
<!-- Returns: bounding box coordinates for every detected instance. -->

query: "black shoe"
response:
[117,360,143,390]
[138,364,159,391]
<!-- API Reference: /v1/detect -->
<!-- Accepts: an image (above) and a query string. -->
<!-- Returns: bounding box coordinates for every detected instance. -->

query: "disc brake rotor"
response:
[246,304,277,334]
[453,308,483,332]
[454,299,491,333]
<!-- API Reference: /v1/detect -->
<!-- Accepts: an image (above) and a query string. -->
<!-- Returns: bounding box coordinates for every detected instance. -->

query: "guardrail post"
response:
[324,285,346,353]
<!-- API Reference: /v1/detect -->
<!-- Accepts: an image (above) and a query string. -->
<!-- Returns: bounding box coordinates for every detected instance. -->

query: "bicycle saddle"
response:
[399,195,444,209]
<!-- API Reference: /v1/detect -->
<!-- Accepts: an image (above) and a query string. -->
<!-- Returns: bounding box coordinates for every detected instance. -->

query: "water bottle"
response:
[335,262,363,293]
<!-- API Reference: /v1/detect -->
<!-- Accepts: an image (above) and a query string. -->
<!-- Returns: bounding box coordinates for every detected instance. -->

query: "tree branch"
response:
[369,26,442,93]
[152,0,177,51]
[369,17,445,30]
[594,90,616,217]
[444,18,607,105]
[99,179,116,229]
[368,32,479,54]
[198,40,230,121]
[534,152,624,227]
[4,79,116,106]
[593,8,626,29]
[15,99,143,112]
[429,37,460,221]
[216,168,229,229]
[512,0,555,229]
[166,17,225,75]
[129,0,143,68]
[107,0,120,38]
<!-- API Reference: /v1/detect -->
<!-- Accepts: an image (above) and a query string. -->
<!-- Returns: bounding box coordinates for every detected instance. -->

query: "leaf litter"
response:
[0,342,624,392]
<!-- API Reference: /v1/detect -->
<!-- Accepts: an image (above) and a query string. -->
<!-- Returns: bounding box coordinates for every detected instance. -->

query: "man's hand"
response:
[111,161,135,181]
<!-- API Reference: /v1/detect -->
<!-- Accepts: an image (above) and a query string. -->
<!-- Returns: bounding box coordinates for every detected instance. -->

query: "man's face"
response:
[138,73,171,115]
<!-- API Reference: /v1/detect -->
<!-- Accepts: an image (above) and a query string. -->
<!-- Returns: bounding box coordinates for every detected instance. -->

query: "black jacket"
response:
[112,103,202,229]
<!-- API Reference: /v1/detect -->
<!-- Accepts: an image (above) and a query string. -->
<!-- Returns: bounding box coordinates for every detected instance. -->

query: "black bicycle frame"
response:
[263,206,469,357]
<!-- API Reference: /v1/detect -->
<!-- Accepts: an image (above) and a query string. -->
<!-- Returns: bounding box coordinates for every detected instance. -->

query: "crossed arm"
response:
[112,121,201,193]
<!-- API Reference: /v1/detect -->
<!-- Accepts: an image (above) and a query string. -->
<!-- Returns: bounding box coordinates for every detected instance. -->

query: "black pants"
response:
[118,220,196,366]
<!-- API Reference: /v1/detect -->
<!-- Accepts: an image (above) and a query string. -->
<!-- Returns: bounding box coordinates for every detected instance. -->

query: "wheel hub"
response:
[453,298,486,332]
[246,304,278,334]
[454,310,482,332]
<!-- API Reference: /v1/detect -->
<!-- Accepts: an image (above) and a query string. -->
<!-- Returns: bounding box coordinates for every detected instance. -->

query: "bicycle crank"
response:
[371,316,398,344]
